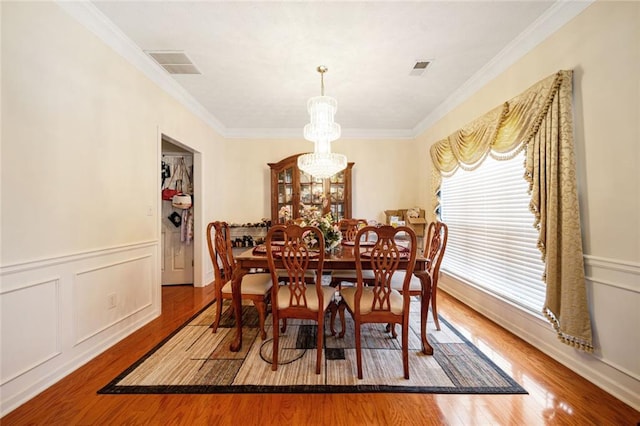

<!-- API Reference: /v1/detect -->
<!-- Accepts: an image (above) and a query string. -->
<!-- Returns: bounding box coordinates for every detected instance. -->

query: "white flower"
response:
[298,204,342,250]
[279,205,292,221]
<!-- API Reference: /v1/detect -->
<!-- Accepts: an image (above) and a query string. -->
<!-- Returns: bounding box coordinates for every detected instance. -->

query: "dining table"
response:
[229,243,434,355]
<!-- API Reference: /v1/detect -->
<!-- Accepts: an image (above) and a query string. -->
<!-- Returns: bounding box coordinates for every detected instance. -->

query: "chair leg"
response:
[210,296,223,333]
[281,318,287,333]
[432,284,440,331]
[338,303,346,338]
[355,321,363,379]
[315,315,323,375]
[272,311,279,371]
[254,300,267,340]
[402,319,409,379]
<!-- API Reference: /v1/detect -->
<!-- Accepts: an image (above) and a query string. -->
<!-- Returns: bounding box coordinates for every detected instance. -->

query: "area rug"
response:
[99,298,526,394]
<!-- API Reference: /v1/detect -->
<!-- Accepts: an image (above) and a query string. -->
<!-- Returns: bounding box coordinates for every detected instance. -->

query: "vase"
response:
[325,244,339,256]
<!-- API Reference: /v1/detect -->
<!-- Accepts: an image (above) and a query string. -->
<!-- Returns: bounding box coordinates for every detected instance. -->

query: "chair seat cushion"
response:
[341,286,404,315]
[276,284,335,312]
[390,271,422,292]
[221,273,272,295]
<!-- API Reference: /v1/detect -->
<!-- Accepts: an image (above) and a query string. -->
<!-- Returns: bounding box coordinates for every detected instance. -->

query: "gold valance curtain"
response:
[431,70,593,352]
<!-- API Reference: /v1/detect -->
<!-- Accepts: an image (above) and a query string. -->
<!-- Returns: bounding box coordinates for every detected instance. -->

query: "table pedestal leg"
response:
[329,299,346,338]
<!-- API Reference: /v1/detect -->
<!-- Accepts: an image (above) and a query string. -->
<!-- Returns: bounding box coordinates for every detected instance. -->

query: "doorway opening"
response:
[161,137,194,286]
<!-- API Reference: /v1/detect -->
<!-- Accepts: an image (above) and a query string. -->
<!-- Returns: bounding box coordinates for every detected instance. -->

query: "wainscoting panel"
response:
[440,254,640,411]
[0,278,60,385]
[74,255,153,345]
[584,255,640,381]
[0,241,160,416]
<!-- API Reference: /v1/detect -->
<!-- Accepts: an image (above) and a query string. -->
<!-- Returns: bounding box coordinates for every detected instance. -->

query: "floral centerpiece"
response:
[298,204,342,251]
[278,205,292,223]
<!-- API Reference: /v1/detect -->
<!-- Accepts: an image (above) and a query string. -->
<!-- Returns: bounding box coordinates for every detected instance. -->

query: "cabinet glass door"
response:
[328,171,346,221]
[276,167,294,224]
[299,171,324,216]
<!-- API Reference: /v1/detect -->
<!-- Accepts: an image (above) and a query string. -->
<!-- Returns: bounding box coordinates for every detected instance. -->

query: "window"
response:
[440,151,546,315]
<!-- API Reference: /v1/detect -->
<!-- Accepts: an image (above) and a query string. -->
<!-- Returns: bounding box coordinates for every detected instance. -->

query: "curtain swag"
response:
[430,70,593,352]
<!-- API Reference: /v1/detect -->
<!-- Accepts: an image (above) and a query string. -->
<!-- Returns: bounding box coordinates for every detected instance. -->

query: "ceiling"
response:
[86,1,578,139]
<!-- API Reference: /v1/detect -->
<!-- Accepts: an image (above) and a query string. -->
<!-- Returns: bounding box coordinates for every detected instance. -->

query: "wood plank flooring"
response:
[2,285,638,425]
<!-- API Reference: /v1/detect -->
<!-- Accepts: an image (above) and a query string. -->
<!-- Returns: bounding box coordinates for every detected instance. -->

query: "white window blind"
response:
[440,151,546,315]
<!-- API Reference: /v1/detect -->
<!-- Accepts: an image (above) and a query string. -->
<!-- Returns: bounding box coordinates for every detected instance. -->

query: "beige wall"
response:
[1,1,224,265]
[0,2,420,414]
[220,138,419,225]
[0,2,224,414]
[1,0,638,415]
[416,0,639,409]
[418,0,639,263]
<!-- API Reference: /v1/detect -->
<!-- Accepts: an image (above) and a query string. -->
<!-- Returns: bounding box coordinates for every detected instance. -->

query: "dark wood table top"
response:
[235,244,428,271]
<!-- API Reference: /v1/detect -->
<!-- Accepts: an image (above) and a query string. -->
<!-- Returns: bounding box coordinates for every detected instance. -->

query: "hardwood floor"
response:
[2,285,638,425]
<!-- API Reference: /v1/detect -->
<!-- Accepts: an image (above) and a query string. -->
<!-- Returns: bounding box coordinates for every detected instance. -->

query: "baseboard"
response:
[440,260,640,411]
[0,241,161,416]
[0,308,159,416]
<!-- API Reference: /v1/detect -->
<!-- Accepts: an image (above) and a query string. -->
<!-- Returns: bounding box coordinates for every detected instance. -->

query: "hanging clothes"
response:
[181,208,194,245]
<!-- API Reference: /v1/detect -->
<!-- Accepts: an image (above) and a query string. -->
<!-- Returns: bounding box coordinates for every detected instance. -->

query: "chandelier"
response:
[298,66,347,179]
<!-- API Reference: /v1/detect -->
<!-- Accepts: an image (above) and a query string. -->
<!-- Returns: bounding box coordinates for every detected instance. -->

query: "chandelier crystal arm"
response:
[300,65,347,179]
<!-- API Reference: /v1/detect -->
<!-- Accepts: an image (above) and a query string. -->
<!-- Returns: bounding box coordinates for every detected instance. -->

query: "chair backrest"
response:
[424,221,448,284]
[206,221,235,284]
[338,219,359,242]
[266,224,325,309]
[339,218,370,242]
[354,225,417,314]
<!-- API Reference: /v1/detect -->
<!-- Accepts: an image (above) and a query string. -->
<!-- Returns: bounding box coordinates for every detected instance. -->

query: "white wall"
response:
[417,0,640,410]
[0,1,223,415]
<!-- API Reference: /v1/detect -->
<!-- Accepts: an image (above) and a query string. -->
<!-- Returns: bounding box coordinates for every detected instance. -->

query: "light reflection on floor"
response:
[431,303,583,425]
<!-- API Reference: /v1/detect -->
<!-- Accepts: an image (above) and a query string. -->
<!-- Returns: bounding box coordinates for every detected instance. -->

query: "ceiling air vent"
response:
[409,60,431,76]
[146,51,201,75]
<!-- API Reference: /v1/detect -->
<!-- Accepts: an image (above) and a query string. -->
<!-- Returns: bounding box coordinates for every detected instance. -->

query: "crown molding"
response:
[412,0,595,138]
[223,128,303,140]
[55,1,228,136]
[340,128,414,140]
[223,127,414,140]
[57,0,593,141]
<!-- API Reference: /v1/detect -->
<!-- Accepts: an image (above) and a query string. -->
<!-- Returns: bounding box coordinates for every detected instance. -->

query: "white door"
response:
[161,153,194,285]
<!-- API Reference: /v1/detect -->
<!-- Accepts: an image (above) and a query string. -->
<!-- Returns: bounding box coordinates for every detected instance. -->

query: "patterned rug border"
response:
[98,301,527,395]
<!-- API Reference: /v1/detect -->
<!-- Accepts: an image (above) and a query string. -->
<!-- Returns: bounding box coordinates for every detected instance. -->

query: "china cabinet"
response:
[269,153,353,225]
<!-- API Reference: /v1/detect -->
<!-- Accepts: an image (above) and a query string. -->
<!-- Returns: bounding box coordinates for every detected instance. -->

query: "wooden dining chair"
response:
[338,218,367,241]
[281,218,316,283]
[390,221,448,330]
[331,218,374,285]
[342,225,417,379]
[206,221,273,339]
[266,224,335,374]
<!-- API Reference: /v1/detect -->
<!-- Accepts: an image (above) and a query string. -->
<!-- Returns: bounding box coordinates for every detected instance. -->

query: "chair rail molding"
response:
[0,240,158,276]
[583,254,640,293]
[0,241,161,416]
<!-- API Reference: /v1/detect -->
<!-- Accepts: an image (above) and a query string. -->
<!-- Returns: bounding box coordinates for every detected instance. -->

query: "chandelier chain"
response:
[318,65,327,96]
